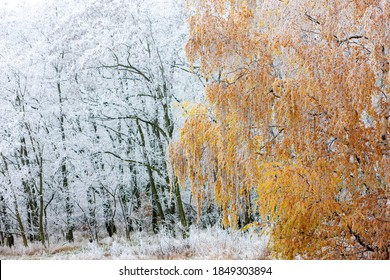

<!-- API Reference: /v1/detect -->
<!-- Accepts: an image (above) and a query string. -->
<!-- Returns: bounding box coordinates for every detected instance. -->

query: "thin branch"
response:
[348,225,375,252]
[305,12,321,25]
[103,151,164,177]
[98,113,169,140]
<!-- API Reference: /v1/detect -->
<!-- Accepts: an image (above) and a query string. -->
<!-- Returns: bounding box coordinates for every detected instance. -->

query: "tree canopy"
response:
[171,0,389,259]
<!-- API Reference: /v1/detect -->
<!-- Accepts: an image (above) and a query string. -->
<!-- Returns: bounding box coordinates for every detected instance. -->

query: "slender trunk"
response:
[57,81,74,242]
[0,195,10,247]
[1,154,28,247]
[161,95,188,234]
[87,187,98,242]
[117,143,132,239]
[136,120,165,231]
[20,137,40,242]
[15,206,28,247]
[132,175,142,231]
[118,187,130,240]
[102,187,117,237]
[63,162,74,242]
[153,117,188,234]
[148,167,165,232]
[38,155,45,246]
[174,179,187,229]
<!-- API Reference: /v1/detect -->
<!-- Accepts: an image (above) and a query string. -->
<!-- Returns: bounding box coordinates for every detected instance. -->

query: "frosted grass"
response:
[0,225,270,260]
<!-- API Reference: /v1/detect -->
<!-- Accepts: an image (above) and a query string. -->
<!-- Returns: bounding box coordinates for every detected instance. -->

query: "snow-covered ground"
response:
[0,225,270,260]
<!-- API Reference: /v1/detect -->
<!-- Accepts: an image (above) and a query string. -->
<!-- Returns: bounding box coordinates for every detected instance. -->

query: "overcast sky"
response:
[2,0,44,10]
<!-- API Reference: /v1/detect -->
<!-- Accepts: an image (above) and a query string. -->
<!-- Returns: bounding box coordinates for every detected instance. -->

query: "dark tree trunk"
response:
[87,186,98,242]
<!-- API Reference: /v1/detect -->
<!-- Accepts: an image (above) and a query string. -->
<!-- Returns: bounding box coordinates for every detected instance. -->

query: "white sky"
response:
[2,0,44,10]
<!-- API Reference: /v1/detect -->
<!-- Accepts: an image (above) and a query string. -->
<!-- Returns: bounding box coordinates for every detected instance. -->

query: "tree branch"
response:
[103,151,164,177]
[99,113,169,140]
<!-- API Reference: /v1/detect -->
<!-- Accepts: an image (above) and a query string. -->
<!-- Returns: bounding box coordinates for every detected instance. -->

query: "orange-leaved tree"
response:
[171,0,389,259]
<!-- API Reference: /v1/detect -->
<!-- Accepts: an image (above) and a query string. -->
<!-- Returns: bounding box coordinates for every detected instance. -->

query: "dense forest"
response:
[0,0,388,260]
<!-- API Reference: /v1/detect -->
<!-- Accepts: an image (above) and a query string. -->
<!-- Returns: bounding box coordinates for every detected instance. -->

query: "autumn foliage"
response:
[171,0,389,259]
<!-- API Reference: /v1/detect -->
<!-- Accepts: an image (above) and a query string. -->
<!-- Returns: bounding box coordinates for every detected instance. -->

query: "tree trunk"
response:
[38,156,45,246]
[87,186,98,242]
[1,154,28,247]
[137,120,165,232]
[57,64,74,242]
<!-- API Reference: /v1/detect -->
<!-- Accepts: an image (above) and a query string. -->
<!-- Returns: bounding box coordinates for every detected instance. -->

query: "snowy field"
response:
[0,226,270,260]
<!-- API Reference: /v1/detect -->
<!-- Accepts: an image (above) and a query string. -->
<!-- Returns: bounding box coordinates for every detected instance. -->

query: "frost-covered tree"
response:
[0,0,202,246]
